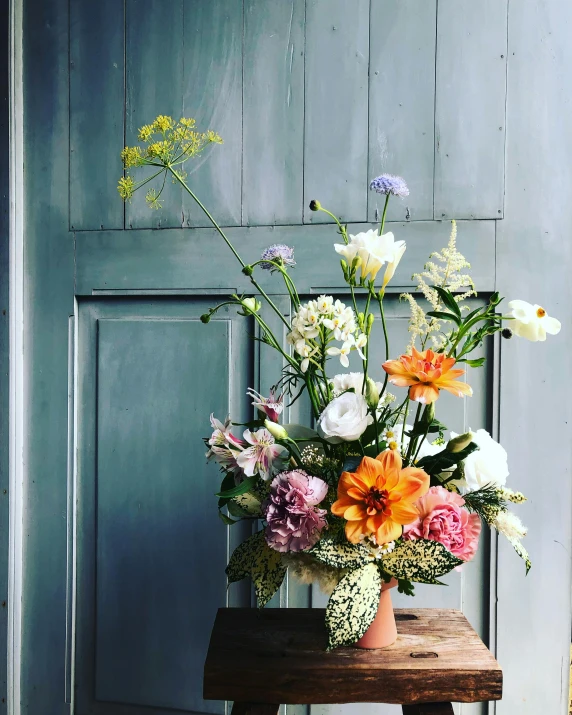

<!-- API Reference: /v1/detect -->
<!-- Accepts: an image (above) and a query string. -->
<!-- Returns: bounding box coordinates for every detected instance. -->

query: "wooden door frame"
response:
[6,0,23,713]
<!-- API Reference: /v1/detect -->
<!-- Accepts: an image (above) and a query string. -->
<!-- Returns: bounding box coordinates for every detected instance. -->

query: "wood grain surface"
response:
[203,608,502,705]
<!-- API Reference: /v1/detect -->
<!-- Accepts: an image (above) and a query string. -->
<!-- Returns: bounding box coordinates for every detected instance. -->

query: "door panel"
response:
[75,299,253,714]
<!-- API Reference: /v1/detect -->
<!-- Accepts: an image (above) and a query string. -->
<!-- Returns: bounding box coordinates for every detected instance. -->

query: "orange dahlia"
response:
[382,347,473,404]
[331,451,429,544]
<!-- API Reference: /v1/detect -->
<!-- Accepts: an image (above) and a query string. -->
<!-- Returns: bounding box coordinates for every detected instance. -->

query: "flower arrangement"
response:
[119,116,561,650]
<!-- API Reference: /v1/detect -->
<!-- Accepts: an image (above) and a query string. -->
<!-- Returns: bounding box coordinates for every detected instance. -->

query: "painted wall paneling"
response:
[18,1,572,715]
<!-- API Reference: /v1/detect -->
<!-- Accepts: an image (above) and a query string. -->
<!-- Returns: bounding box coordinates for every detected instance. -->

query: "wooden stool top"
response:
[203,608,502,706]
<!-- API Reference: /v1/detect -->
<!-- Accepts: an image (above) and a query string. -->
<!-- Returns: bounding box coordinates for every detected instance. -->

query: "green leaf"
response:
[218,509,239,526]
[325,563,381,650]
[216,475,259,499]
[426,310,462,326]
[226,530,286,607]
[417,442,479,476]
[381,539,463,583]
[462,357,486,368]
[434,286,462,318]
[407,418,447,438]
[282,423,320,441]
[397,578,415,596]
[310,538,374,569]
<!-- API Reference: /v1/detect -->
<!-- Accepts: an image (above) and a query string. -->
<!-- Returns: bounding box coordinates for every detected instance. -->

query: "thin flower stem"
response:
[378,194,391,236]
[317,206,347,242]
[377,293,391,398]
[170,168,291,332]
[405,403,422,464]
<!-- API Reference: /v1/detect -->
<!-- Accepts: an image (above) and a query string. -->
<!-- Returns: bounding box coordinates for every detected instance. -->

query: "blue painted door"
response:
[21,1,572,715]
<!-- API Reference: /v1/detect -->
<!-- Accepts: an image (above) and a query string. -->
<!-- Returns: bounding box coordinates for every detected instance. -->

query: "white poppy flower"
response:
[508,300,561,342]
[317,392,373,443]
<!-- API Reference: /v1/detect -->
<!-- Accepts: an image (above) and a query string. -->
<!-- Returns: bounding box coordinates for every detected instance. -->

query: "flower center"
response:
[365,487,390,515]
[536,307,546,318]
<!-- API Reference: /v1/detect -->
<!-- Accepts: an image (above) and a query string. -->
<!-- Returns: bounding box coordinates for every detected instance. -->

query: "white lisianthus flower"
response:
[334,230,405,283]
[507,300,561,342]
[451,428,509,489]
[317,392,373,444]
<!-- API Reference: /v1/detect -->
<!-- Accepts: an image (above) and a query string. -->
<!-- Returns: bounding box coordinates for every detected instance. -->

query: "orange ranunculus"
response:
[382,347,473,404]
[331,451,429,545]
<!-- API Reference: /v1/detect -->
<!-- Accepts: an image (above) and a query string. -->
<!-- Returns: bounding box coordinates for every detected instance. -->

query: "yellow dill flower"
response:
[121,145,143,168]
[146,140,170,160]
[117,175,135,200]
[138,124,154,142]
[206,129,223,144]
[179,117,196,128]
[145,188,162,210]
[152,115,174,132]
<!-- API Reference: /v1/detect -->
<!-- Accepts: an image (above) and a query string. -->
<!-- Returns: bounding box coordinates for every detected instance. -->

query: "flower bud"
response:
[501,327,513,339]
[241,297,260,313]
[264,420,288,440]
[365,378,380,409]
[242,264,254,276]
[420,402,435,425]
[446,431,473,453]
[200,313,211,324]
[309,199,321,211]
[340,259,349,281]
[366,313,375,333]
[351,255,362,271]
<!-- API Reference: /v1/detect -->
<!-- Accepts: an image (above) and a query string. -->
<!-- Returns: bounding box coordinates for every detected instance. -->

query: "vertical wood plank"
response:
[125,0,184,229]
[21,0,73,712]
[70,0,125,230]
[181,0,243,228]
[243,0,305,226]
[496,1,572,713]
[304,0,370,224]
[368,0,436,223]
[434,0,508,220]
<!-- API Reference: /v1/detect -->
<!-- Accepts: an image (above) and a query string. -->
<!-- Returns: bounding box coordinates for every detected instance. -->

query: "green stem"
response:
[379,194,391,236]
[317,206,347,241]
[377,293,391,398]
[405,403,422,464]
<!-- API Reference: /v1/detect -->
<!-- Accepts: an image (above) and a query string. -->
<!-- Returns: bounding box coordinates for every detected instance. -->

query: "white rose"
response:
[508,299,561,342]
[451,428,509,489]
[317,392,373,444]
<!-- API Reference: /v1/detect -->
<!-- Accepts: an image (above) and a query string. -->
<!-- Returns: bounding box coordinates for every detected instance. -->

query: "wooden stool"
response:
[203,607,502,715]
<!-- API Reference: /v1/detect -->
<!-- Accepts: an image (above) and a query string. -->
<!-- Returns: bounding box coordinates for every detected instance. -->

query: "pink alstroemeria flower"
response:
[236,428,289,481]
[206,414,246,479]
[247,388,284,423]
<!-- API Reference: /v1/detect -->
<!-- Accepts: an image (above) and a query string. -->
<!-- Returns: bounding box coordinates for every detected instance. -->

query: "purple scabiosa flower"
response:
[260,244,296,271]
[369,174,409,198]
[247,387,284,423]
[264,470,328,552]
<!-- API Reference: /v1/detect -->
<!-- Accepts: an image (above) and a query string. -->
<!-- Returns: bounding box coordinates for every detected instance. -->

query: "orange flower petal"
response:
[409,382,440,404]
[354,456,383,489]
[397,467,430,501]
[375,519,403,545]
[343,504,368,521]
[345,519,368,544]
[390,500,420,525]
[331,497,358,516]
[438,379,473,398]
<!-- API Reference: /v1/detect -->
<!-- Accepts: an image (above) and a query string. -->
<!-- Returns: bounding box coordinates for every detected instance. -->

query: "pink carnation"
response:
[403,486,481,562]
[264,470,328,553]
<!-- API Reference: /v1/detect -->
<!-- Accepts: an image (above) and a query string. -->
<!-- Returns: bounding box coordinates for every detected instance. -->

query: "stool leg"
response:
[231,703,280,715]
[402,704,454,715]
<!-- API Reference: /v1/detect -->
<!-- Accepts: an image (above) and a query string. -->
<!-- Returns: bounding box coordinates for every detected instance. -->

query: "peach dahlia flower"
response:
[331,450,429,544]
[382,347,473,404]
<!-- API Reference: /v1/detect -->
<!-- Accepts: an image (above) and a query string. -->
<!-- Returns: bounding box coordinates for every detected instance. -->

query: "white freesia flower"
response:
[451,428,509,489]
[317,392,373,443]
[316,295,334,314]
[334,229,406,283]
[326,339,354,368]
[507,300,561,342]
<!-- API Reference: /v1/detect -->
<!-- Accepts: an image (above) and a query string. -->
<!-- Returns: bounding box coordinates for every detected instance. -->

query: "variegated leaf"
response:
[310,538,373,569]
[227,492,262,518]
[381,538,463,583]
[226,530,286,607]
[325,563,381,650]
[506,534,532,574]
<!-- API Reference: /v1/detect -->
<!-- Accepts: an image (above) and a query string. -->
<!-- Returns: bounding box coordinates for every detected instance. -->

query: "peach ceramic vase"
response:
[355,578,398,649]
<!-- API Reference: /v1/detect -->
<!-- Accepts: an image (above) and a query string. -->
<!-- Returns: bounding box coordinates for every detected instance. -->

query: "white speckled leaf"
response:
[227,492,262,517]
[381,539,463,583]
[310,538,374,569]
[226,530,286,607]
[325,563,381,650]
[506,534,531,574]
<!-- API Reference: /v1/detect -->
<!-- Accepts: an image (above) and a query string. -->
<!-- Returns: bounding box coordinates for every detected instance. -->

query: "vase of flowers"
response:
[119,116,561,651]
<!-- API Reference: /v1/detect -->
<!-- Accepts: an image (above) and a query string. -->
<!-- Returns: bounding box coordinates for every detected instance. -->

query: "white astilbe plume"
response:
[401,220,476,352]
[282,553,345,595]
